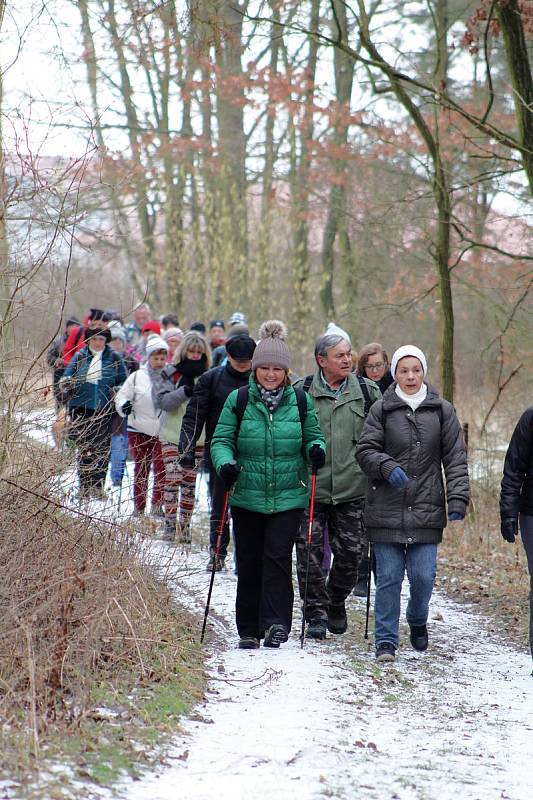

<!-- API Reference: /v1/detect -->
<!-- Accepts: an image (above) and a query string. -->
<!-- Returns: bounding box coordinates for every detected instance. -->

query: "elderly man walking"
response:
[294,326,381,639]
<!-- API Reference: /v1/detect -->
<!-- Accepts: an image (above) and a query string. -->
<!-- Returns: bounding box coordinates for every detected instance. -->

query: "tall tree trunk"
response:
[320,0,355,324]
[292,0,320,344]
[78,0,140,299]
[106,0,156,293]
[256,0,281,322]
[357,0,455,399]
[496,0,533,195]
[215,1,249,309]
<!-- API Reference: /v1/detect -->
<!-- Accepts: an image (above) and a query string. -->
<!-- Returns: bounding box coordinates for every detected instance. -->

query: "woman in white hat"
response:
[115,335,169,516]
[356,345,470,663]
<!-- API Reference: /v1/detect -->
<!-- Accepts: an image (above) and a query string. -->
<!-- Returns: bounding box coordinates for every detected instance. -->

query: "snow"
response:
[18,411,533,799]
[117,538,533,800]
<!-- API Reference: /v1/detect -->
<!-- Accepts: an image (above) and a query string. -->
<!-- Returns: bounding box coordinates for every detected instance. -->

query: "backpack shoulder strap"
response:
[294,387,308,430]
[301,374,313,393]
[233,384,250,433]
[357,375,374,417]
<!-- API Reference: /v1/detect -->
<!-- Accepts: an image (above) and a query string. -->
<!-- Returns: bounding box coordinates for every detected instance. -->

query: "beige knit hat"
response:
[252,320,290,371]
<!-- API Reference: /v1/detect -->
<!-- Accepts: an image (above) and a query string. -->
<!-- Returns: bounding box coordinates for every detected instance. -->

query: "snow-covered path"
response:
[120,540,533,800]
[22,410,533,799]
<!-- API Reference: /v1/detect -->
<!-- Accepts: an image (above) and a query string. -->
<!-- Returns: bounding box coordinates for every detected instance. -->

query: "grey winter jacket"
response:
[355,383,469,544]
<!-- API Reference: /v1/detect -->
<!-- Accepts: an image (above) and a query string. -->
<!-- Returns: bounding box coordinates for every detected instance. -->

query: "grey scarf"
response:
[258,385,284,414]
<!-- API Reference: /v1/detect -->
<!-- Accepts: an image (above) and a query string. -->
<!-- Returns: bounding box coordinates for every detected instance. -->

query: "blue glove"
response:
[388,467,409,488]
[448,512,464,521]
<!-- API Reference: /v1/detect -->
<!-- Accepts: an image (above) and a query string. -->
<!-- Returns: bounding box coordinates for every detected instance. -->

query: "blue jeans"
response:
[374,542,438,648]
[109,433,128,485]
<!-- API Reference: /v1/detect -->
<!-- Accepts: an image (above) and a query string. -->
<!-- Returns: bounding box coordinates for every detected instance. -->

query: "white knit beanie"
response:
[325,321,351,345]
[145,334,169,357]
[390,345,428,379]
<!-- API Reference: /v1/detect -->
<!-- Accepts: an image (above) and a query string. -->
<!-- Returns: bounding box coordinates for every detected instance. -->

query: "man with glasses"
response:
[294,327,381,639]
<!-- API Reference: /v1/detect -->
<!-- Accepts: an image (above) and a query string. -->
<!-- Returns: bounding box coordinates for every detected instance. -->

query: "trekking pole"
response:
[200,486,230,644]
[300,468,318,649]
[118,414,129,513]
[364,541,373,640]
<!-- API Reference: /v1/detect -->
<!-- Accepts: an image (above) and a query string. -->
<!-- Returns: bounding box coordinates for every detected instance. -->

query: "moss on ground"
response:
[1,632,206,798]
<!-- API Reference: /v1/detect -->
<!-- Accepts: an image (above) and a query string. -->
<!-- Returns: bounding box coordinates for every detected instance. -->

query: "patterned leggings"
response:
[161,442,204,531]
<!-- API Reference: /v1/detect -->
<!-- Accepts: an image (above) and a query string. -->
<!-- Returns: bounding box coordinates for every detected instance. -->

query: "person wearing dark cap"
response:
[209,319,226,351]
[189,321,207,334]
[62,308,110,366]
[178,333,257,569]
[211,320,250,368]
[210,321,325,649]
[60,325,127,499]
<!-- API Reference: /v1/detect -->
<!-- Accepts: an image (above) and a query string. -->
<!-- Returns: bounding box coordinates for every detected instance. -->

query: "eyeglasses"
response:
[366,362,385,371]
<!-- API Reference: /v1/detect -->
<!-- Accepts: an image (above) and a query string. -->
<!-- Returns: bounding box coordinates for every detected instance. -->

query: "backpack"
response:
[301,373,375,417]
[233,384,308,434]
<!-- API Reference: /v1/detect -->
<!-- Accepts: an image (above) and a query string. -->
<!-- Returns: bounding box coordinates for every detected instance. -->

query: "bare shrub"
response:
[0,437,199,752]
[439,442,530,651]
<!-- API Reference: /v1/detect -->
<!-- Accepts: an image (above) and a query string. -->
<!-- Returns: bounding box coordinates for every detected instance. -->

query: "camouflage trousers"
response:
[295,498,367,622]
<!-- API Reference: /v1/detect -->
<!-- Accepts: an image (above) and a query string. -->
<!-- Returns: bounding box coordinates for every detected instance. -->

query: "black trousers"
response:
[69,407,112,489]
[231,506,303,639]
[208,461,231,558]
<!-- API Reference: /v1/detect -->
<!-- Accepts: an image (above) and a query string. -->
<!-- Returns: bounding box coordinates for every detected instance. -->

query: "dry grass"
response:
[0,431,205,787]
[439,469,530,654]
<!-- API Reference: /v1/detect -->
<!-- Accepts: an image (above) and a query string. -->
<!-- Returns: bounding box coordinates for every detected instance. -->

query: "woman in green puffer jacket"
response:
[211,321,325,651]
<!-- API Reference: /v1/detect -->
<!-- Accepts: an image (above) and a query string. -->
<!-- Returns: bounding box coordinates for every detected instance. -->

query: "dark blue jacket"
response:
[63,346,127,411]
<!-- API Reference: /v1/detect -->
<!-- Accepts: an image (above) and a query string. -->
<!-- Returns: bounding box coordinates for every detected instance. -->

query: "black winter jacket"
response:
[500,407,533,520]
[356,383,470,544]
[178,363,251,461]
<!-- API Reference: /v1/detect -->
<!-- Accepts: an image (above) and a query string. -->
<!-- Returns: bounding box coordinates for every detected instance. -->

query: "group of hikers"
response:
[47,304,533,664]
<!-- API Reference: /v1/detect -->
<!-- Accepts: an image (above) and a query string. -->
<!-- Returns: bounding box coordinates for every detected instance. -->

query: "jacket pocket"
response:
[350,404,365,441]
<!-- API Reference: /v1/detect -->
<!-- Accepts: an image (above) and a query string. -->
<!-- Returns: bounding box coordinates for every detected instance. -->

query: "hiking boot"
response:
[327,603,348,634]
[238,637,260,650]
[409,624,429,652]
[352,577,368,598]
[307,619,327,640]
[376,642,396,662]
[90,485,107,501]
[206,553,224,572]
[263,624,289,648]
[161,518,175,542]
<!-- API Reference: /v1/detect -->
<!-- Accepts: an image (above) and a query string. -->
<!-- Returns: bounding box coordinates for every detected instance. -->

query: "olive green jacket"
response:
[293,371,381,504]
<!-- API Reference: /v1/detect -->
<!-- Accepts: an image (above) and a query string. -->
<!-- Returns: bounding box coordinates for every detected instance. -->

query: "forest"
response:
[1,0,531,415]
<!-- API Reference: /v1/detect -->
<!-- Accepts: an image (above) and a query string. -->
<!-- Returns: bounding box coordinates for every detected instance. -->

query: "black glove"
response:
[219,461,241,490]
[121,400,133,416]
[501,518,518,544]
[180,378,194,398]
[180,450,195,470]
[309,444,326,471]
